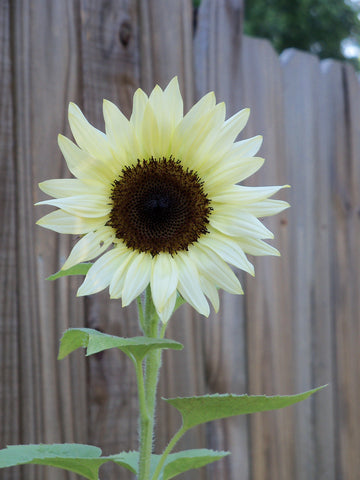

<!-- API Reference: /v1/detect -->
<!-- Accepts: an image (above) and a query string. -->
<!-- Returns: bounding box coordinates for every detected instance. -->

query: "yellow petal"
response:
[103,99,139,162]
[58,134,114,184]
[36,209,107,234]
[39,179,106,198]
[36,195,111,218]
[175,252,210,317]
[62,226,115,270]
[150,253,178,313]
[68,103,116,167]
[122,253,152,306]
[77,248,126,296]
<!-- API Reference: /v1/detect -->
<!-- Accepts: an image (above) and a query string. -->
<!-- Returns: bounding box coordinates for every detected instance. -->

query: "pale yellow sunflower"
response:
[37,77,288,322]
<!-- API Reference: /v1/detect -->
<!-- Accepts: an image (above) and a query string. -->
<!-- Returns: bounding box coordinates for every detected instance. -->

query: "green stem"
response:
[150,425,188,480]
[137,286,165,480]
[136,296,145,333]
[135,358,150,475]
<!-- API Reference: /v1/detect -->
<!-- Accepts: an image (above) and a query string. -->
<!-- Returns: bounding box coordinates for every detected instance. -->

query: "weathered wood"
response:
[78,2,205,479]
[0,3,19,480]
[281,49,320,480]
[10,1,87,479]
[78,2,141,478]
[282,51,341,480]
[310,58,340,480]
[137,5,204,473]
[331,62,360,480]
[241,36,294,480]
[138,0,194,110]
[194,0,244,111]
[194,2,249,479]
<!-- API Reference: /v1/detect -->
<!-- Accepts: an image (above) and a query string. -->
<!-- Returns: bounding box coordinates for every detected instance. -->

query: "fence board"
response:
[281,49,321,480]
[78,3,141,479]
[332,63,360,480]
[10,1,87,479]
[310,58,342,480]
[78,2,200,480]
[194,2,249,479]
[0,2,19,479]
[240,36,294,480]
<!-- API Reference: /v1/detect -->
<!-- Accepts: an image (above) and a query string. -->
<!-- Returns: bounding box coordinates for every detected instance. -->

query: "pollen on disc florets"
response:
[108,156,212,256]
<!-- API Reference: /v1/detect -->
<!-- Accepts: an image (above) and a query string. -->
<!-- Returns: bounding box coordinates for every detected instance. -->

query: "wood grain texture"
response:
[241,36,294,480]
[194,2,249,479]
[331,62,360,480]
[138,0,194,110]
[194,0,244,112]
[281,49,340,480]
[281,49,320,480]
[10,1,87,479]
[78,2,141,478]
[0,3,20,479]
[138,4,207,476]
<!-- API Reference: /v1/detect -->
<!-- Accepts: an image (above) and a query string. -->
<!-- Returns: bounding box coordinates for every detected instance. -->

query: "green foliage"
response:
[58,328,183,362]
[47,263,93,280]
[244,0,360,63]
[0,445,229,480]
[165,386,326,430]
[113,449,229,479]
[161,449,229,480]
[0,444,105,480]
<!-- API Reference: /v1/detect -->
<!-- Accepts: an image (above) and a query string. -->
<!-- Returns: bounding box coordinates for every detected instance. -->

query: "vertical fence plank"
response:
[281,49,338,480]
[331,63,360,480]
[78,2,141,479]
[342,64,360,480]
[281,49,319,480]
[136,1,203,463]
[240,36,294,480]
[194,2,250,480]
[0,2,19,479]
[138,0,194,109]
[194,0,244,111]
[12,1,86,479]
[310,58,340,480]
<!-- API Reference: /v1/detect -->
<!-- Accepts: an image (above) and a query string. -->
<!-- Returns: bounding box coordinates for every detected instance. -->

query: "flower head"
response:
[37,77,288,322]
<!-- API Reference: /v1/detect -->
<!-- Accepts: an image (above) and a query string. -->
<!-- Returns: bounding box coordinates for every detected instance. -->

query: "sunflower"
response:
[37,77,288,322]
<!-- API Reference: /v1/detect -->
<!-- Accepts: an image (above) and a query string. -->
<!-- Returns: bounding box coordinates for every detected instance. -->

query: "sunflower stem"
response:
[137,286,163,480]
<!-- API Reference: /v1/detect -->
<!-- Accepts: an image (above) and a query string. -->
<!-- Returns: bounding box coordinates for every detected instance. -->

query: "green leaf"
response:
[107,451,139,474]
[110,449,228,479]
[58,328,183,362]
[0,444,105,480]
[162,449,230,480]
[165,386,326,430]
[47,263,93,281]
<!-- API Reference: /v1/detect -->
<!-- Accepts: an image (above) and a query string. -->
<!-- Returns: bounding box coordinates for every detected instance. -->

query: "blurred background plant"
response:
[194,0,360,70]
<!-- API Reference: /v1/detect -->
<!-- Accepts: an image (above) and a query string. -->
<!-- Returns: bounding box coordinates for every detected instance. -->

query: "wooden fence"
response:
[1,0,360,479]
